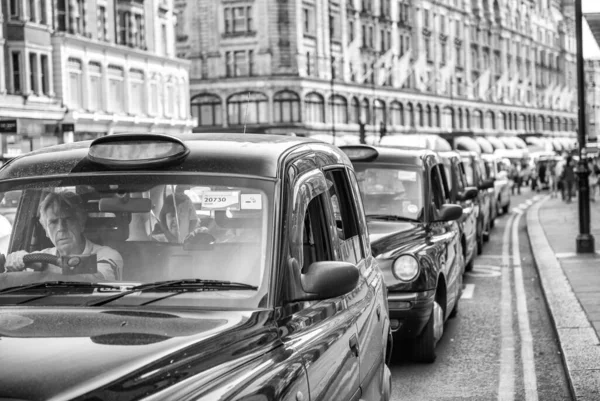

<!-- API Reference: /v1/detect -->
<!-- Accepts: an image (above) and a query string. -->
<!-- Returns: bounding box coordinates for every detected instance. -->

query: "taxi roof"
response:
[0,134,341,180]
[365,146,440,167]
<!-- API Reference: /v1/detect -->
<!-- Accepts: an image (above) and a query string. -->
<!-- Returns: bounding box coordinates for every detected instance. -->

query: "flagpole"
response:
[327,0,337,145]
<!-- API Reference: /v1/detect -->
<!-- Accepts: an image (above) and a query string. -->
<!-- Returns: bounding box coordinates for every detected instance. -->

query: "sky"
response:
[583,0,600,13]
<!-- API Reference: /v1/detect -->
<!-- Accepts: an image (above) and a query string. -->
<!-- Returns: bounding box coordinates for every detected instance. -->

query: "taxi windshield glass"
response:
[461,158,474,186]
[353,164,423,220]
[0,175,272,308]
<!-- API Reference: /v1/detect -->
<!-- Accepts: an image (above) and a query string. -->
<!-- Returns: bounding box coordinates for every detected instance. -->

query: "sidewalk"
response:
[527,195,600,401]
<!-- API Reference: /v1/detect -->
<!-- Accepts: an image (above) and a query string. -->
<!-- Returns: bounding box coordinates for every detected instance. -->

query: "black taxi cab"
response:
[340,145,464,363]
[0,134,391,401]
[458,151,495,250]
[438,151,479,271]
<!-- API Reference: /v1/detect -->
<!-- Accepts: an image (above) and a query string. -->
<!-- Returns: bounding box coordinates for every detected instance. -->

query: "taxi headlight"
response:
[392,255,419,282]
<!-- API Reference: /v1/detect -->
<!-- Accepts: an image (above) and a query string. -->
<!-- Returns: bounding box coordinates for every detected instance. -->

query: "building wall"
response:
[180,0,578,143]
[585,59,600,142]
[0,0,193,161]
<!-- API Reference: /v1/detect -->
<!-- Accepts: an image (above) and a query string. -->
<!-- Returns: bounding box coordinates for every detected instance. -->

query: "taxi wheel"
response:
[502,203,510,214]
[483,220,490,242]
[411,300,443,363]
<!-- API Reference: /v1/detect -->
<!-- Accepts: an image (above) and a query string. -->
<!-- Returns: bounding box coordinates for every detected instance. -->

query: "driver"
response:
[4,192,123,280]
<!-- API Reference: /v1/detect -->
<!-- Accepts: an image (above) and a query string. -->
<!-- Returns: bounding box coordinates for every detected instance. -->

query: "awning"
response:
[551,138,564,152]
[475,137,494,154]
[379,134,452,151]
[486,137,507,150]
[511,137,528,149]
[454,136,481,153]
[499,137,517,150]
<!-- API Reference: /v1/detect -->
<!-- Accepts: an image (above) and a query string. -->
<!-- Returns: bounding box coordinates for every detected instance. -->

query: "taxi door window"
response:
[301,195,333,271]
[430,165,447,213]
[453,161,466,193]
[347,169,371,259]
[324,169,362,264]
[458,162,469,190]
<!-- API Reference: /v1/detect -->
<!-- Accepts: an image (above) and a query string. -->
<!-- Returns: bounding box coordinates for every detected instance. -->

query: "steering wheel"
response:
[0,253,61,273]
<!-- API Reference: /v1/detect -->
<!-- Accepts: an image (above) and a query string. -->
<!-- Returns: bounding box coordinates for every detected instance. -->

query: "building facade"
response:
[1,0,193,161]
[180,0,578,146]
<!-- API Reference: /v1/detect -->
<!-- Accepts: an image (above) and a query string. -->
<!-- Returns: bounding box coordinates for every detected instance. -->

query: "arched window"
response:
[374,99,386,125]
[191,93,222,126]
[329,95,348,124]
[273,90,300,123]
[537,115,544,131]
[563,118,568,132]
[465,109,471,129]
[488,111,496,130]
[417,104,424,127]
[434,106,440,127]
[390,102,403,126]
[519,114,526,131]
[458,108,463,129]
[227,92,268,125]
[555,117,561,131]
[360,98,370,124]
[502,112,508,130]
[425,105,432,127]
[350,97,360,124]
[305,92,325,123]
[548,116,554,131]
[407,102,414,127]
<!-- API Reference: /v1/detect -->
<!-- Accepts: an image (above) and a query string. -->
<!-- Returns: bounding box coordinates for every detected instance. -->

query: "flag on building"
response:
[438,56,456,95]
[413,52,428,92]
[543,82,556,109]
[507,74,520,103]
[493,71,509,102]
[477,69,492,100]
[392,49,413,88]
[377,49,395,86]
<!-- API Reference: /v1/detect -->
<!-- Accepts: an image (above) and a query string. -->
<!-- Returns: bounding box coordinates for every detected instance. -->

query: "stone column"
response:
[36,53,43,95]
[102,61,109,112]
[82,57,90,110]
[20,0,28,21]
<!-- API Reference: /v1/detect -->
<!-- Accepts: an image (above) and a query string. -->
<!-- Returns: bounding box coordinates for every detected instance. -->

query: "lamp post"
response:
[575,0,595,253]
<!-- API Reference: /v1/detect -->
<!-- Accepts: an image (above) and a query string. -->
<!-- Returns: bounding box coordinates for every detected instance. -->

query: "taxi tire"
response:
[502,203,510,214]
[411,301,442,363]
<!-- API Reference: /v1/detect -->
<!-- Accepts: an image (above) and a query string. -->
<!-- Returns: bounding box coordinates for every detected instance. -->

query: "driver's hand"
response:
[5,250,28,272]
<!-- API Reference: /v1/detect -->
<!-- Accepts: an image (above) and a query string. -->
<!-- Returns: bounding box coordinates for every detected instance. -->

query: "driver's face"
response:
[44,206,85,256]
[166,212,178,236]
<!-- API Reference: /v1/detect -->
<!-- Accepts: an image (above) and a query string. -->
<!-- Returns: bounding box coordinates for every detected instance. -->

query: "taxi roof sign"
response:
[88,134,189,169]
[339,145,379,162]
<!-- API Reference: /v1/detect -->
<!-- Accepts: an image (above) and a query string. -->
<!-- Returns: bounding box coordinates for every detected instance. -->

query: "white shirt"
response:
[39,238,123,280]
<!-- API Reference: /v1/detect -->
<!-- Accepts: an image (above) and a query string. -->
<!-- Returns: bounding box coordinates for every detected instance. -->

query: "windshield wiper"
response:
[366,214,420,223]
[87,279,258,307]
[0,281,121,295]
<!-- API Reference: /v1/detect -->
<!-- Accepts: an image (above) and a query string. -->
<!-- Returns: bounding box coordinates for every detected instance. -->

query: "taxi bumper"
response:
[387,289,435,339]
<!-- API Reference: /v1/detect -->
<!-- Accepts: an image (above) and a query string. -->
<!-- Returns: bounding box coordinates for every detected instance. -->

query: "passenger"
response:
[4,191,123,280]
[153,193,200,243]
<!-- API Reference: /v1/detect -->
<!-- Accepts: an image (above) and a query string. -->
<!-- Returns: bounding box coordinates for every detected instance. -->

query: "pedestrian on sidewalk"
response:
[561,156,576,203]
[549,158,559,198]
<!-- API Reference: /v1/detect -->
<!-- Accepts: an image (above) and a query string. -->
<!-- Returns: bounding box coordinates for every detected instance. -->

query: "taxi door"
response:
[323,167,389,400]
[429,164,463,318]
[281,166,361,401]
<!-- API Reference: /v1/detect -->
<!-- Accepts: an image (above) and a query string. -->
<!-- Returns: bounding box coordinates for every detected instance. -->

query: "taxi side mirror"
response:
[301,261,359,299]
[435,204,463,222]
[459,187,478,201]
[479,179,494,190]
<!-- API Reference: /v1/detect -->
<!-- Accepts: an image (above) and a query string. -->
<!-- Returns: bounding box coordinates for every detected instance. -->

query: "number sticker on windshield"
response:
[201,191,240,210]
[397,171,417,181]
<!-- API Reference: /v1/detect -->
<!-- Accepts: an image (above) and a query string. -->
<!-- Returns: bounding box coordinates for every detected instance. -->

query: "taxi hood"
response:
[0,308,276,401]
[368,221,427,257]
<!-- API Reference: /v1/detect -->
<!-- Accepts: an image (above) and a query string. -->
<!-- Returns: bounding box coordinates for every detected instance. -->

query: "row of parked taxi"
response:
[0,133,512,400]
[339,144,512,363]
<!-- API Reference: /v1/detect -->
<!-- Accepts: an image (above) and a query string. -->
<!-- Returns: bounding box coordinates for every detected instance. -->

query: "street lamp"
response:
[575,0,595,253]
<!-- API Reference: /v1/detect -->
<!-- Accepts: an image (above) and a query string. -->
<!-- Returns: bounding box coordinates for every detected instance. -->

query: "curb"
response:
[526,197,600,401]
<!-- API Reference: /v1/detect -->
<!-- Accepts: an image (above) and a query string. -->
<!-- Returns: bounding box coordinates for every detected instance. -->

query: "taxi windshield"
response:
[353,163,424,221]
[0,175,272,308]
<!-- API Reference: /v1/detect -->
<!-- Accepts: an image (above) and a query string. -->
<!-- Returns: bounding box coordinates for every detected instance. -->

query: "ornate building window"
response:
[329,95,348,124]
[68,58,83,109]
[374,99,386,125]
[305,92,325,123]
[88,62,103,111]
[390,102,403,126]
[360,98,370,124]
[129,69,145,114]
[116,1,145,49]
[274,90,300,123]
[107,65,125,113]
[191,94,222,127]
[350,97,360,124]
[228,92,268,125]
